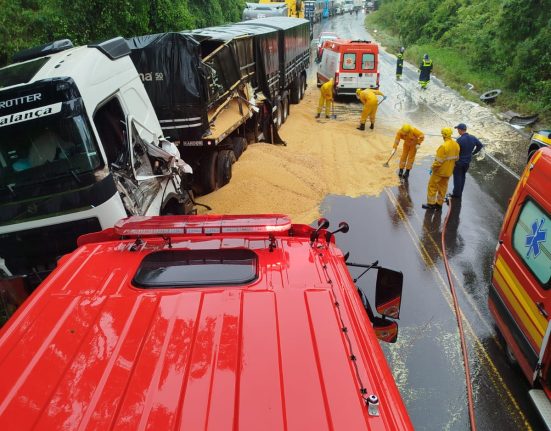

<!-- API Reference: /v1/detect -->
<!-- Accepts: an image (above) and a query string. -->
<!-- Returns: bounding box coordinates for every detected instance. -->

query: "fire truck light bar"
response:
[114,215,292,236]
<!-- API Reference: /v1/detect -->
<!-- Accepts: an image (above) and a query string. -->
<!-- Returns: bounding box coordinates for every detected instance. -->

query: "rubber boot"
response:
[326,115,330,119]
[357,123,365,131]
[398,169,403,177]
[315,113,320,119]
[369,122,374,129]
[403,169,410,179]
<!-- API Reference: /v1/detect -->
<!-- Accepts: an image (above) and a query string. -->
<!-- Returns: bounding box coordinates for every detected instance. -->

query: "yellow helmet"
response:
[441,127,452,138]
[401,124,411,133]
[356,88,362,96]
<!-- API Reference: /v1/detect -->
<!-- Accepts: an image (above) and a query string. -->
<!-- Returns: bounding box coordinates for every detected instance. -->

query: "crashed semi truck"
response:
[0,38,195,292]
[0,17,310,296]
[127,17,310,195]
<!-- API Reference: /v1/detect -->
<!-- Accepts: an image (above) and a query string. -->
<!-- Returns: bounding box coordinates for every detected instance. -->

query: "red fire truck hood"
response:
[0,216,411,430]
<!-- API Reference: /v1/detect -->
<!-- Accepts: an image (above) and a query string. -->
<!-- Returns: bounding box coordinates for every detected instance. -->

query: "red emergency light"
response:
[113,214,292,237]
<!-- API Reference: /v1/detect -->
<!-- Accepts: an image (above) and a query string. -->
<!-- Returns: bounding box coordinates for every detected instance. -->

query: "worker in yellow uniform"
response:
[393,124,424,179]
[356,88,385,130]
[422,127,460,210]
[315,78,334,119]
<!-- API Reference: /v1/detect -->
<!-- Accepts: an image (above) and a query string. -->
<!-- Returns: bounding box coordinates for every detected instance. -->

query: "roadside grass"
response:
[365,15,550,128]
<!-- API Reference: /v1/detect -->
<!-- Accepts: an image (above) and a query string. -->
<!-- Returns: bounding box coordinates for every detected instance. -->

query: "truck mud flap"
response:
[260,100,286,146]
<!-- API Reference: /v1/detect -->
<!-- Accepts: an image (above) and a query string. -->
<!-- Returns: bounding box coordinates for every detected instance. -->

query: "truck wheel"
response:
[161,199,185,215]
[216,149,236,187]
[200,151,218,194]
[232,136,247,160]
[301,74,307,99]
[282,96,289,124]
[183,190,196,215]
[276,101,283,130]
[505,343,518,366]
[290,78,300,104]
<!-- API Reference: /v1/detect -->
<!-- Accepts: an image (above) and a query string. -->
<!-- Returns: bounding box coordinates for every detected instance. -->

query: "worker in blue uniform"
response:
[451,123,483,199]
[419,54,433,89]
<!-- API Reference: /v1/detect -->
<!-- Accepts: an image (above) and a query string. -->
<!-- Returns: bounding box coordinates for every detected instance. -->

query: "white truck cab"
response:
[0,38,194,288]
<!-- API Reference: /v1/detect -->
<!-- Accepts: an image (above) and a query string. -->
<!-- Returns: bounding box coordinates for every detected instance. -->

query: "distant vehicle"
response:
[344,0,354,13]
[316,31,339,61]
[317,39,380,95]
[243,2,289,20]
[0,214,414,430]
[364,0,377,11]
[527,130,551,162]
[335,0,345,14]
[244,0,304,18]
[304,1,324,23]
[489,147,551,429]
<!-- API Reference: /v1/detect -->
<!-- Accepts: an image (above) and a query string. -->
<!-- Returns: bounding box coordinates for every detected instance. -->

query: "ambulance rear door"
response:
[338,50,359,90]
[357,50,379,89]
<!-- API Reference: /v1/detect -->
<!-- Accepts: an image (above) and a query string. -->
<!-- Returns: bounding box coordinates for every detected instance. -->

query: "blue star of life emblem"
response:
[525,219,547,258]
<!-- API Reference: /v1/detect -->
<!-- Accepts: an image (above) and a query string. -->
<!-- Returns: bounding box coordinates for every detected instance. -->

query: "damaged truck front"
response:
[126,17,310,196]
[0,38,195,302]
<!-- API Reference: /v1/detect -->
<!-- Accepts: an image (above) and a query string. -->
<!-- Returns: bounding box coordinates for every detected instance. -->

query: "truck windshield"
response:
[0,111,101,194]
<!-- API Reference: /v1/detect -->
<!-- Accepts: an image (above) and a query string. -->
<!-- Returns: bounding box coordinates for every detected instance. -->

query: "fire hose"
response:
[442,197,477,431]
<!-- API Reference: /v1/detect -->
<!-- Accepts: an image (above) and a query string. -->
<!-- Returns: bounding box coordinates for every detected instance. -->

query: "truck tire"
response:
[276,101,283,130]
[216,149,236,187]
[232,136,247,159]
[282,96,289,124]
[200,151,218,194]
[290,77,300,104]
[301,74,307,99]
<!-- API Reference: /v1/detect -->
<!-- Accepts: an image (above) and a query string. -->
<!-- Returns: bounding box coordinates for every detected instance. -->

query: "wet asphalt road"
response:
[311,12,541,430]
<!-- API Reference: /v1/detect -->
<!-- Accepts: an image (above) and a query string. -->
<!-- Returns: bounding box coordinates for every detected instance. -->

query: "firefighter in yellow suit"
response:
[316,78,334,119]
[422,127,460,210]
[393,124,424,179]
[356,88,385,130]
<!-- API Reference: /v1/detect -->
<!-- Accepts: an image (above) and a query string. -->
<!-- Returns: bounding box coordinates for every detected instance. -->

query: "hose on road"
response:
[442,197,477,431]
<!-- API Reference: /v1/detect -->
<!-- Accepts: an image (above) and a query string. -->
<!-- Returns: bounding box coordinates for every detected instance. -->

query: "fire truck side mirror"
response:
[375,268,403,319]
[372,316,398,343]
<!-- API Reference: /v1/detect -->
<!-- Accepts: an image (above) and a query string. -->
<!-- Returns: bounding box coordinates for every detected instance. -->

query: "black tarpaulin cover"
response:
[126,33,209,143]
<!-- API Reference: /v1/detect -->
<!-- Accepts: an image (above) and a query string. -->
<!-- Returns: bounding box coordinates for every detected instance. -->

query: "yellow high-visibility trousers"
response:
[360,103,378,125]
[399,142,418,170]
[318,96,332,116]
[427,174,450,205]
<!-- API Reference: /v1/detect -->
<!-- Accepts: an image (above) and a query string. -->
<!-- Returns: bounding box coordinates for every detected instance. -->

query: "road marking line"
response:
[396,187,502,338]
[384,187,532,429]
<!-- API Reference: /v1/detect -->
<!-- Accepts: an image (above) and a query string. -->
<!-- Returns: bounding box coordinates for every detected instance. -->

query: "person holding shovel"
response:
[356,87,385,130]
[391,123,424,179]
[315,78,334,119]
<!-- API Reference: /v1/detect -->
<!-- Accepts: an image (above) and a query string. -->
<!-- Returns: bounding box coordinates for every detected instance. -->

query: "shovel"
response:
[331,101,337,119]
[382,148,396,167]
[378,95,388,106]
